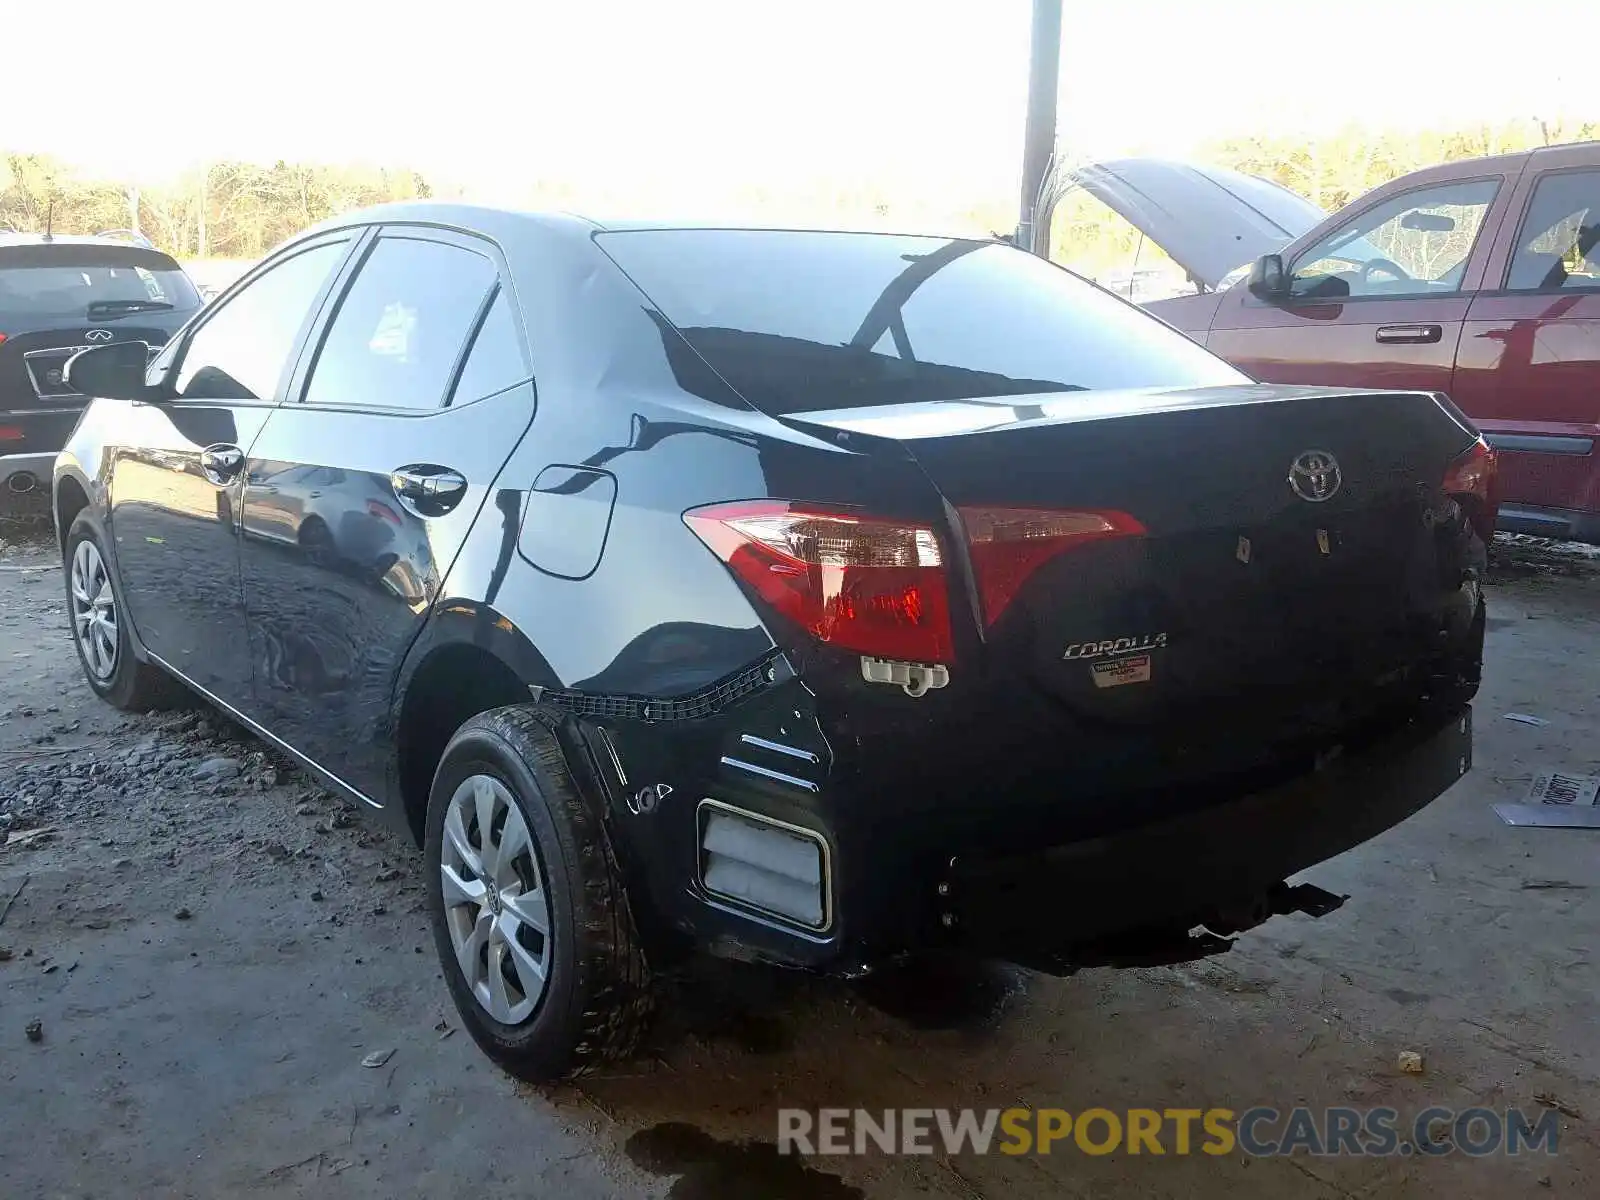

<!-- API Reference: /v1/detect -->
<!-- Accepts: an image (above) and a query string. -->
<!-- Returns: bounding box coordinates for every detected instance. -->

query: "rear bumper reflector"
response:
[698,800,829,931]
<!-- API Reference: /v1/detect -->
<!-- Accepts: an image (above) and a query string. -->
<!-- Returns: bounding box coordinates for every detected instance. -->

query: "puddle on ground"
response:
[851,954,1026,1032]
[626,1122,863,1200]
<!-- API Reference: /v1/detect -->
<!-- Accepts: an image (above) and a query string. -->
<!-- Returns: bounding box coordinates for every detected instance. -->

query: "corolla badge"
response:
[1287,450,1342,503]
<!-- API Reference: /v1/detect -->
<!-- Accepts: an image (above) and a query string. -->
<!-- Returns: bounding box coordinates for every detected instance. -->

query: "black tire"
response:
[299,517,337,568]
[424,705,654,1081]
[63,511,185,711]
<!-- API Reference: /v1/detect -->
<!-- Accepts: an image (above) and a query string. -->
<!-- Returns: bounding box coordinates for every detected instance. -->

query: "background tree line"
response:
[4,117,1597,268]
[1,156,434,258]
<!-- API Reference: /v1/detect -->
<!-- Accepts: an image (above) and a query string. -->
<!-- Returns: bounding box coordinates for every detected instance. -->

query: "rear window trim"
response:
[0,243,186,271]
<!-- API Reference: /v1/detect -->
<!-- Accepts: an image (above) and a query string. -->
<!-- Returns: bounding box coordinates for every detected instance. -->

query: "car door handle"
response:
[200,444,244,483]
[391,466,468,512]
[1375,324,1443,345]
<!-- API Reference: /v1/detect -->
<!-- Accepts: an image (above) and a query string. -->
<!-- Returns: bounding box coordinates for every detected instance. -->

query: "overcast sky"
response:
[5,0,1593,209]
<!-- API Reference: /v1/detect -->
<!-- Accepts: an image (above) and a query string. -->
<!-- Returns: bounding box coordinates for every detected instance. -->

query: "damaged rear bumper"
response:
[943,704,1472,968]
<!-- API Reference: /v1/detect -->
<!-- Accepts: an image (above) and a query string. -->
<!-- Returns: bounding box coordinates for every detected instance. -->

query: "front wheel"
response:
[64,512,184,711]
[424,706,654,1081]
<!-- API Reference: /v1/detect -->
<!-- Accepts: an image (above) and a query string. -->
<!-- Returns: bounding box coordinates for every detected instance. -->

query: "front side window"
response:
[1507,171,1600,292]
[175,242,346,400]
[1290,179,1499,300]
[598,229,1241,416]
[303,237,497,411]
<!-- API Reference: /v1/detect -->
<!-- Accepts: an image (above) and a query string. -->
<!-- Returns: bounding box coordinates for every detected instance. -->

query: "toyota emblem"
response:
[84,329,114,342]
[1287,450,1342,503]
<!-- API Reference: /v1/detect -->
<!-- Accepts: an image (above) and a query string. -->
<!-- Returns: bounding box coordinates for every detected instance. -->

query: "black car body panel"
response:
[54,205,1487,974]
[2,236,200,493]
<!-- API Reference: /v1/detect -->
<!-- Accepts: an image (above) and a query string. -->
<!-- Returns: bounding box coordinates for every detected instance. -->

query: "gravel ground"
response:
[3,500,1599,1199]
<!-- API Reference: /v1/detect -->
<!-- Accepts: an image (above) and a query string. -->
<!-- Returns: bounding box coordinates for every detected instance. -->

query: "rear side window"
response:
[0,244,201,320]
[449,290,526,405]
[1507,171,1600,291]
[175,242,346,401]
[304,237,497,411]
[597,229,1240,416]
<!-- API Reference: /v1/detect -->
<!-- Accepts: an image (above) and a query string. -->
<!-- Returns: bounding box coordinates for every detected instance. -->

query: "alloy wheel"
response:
[70,540,119,680]
[440,773,553,1024]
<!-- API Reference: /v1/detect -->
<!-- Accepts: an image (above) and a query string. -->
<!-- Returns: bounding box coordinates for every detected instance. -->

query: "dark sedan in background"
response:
[1,233,202,496]
[53,204,1489,1079]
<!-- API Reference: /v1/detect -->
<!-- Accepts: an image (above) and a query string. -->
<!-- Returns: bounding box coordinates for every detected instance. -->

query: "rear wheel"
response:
[424,706,653,1080]
[64,512,183,711]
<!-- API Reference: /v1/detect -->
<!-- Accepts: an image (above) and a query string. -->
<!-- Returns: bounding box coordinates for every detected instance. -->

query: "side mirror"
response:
[1247,253,1289,300]
[64,341,157,402]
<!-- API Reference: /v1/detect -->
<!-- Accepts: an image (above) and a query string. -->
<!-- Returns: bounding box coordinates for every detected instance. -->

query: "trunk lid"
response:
[1065,158,1326,289]
[793,385,1481,733]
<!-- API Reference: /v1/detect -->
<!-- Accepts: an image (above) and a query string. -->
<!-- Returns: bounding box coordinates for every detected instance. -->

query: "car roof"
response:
[1531,139,1600,160]
[0,231,163,250]
[298,200,979,244]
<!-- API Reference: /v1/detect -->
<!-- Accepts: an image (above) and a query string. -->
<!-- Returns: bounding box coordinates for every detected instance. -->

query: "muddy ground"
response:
[3,494,1599,1199]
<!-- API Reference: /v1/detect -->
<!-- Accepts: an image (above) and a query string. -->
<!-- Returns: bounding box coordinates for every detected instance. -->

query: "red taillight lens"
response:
[960,507,1146,627]
[685,500,954,662]
[0,425,22,443]
[1443,437,1498,542]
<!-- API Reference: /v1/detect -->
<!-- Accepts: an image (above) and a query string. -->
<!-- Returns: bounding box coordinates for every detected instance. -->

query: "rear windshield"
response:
[597,229,1243,414]
[0,244,201,319]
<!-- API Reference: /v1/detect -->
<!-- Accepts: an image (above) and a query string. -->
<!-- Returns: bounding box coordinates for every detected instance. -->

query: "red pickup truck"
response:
[1087,145,1600,541]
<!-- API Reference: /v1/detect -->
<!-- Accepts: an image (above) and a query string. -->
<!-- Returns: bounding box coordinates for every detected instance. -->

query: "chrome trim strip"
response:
[719,755,819,793]
[146,651,384,811]
[738,733,820,764]
[696,797,833,933]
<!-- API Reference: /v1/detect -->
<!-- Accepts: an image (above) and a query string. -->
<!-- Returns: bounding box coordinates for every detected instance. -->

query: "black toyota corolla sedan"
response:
[52,204,1491,1080]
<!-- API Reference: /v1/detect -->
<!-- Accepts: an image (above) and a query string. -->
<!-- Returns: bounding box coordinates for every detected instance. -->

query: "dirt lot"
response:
[3,496,1599,1199]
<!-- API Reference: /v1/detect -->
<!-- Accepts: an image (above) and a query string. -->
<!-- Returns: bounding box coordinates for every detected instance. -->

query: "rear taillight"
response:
[685,500,954,662]
[0,426,21,443]
[959,507,1147,627]
[1443,437,1498,542]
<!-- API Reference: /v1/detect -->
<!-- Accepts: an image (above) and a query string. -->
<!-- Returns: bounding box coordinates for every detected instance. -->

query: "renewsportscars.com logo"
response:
[778,1106,1561,1158]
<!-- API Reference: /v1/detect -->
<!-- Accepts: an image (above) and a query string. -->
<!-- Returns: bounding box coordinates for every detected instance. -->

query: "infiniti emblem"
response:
[1287,450,1342,503]
[84,329,114,342]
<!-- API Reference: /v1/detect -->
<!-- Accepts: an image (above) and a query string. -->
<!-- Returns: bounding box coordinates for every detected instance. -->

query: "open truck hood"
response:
[1067,158,1326,289]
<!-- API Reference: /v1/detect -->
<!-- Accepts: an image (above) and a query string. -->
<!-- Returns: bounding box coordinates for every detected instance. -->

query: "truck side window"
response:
[1290,180,1499,301]
[1507,171,1600,292]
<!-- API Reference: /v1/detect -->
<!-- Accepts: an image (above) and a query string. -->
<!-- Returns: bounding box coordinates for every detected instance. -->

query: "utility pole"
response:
[1015,0,1062,256]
